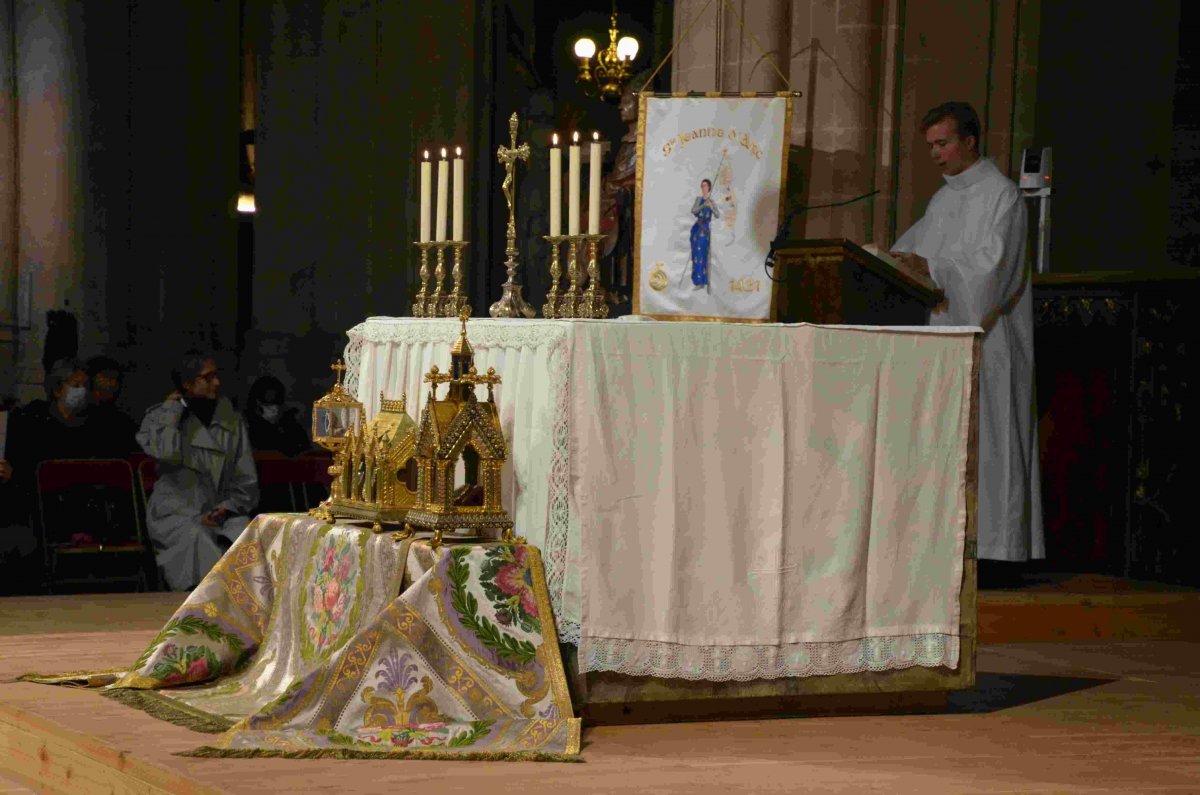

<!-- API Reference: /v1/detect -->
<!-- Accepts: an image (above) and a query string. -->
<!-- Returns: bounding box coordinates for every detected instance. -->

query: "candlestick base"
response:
[412,242,435,318]
[582,235,610,319]
[489,260,537,319]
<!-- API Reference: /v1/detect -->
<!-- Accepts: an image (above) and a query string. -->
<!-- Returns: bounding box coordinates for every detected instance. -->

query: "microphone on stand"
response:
[764,190,881,282]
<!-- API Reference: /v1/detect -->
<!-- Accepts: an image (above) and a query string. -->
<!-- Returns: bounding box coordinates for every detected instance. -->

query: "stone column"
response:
[672,0,791,94]
[1,0,17,395]
[13,0,87,400]
[787,0,887,243]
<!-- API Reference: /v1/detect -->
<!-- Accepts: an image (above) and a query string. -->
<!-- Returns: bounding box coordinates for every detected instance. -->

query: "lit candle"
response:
[549,133,561,237]
[435,147,449,242]
[589,132,601,235]
[419,150,431,243]
[568,131,580,235]
[452,146,464,241]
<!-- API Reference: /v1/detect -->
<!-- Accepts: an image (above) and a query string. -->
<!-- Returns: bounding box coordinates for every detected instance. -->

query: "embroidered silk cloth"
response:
[97,513,579,759]
[347,318,979,682]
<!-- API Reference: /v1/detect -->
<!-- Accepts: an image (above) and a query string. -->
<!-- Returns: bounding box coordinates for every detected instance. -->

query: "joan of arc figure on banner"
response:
[688,178,721,289]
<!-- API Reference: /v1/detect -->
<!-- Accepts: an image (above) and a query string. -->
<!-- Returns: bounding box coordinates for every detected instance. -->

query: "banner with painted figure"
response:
[634,95,790,321]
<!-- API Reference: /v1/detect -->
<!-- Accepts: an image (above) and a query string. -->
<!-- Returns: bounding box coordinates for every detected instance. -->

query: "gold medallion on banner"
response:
[649,262,668,292]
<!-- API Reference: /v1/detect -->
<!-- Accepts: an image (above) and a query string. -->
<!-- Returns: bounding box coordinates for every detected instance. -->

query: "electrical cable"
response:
[764,190,880,282]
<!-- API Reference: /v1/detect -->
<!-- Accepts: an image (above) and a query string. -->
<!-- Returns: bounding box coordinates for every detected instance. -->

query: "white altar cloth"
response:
[345,318,979,681]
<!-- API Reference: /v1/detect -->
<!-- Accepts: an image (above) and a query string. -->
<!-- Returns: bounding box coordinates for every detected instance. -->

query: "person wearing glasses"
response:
[137,350,259,590]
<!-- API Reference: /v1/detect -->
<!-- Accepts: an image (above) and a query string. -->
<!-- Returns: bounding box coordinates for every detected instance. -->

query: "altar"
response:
[346,317,981,711]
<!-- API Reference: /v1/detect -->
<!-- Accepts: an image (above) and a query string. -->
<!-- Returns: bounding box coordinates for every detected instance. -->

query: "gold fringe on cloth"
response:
[179,746,584,762]
[99,688,236,734]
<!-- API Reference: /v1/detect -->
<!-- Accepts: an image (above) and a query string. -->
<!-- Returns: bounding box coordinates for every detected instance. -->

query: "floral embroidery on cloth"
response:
[480,545,541,635]
[301,525,367,662]
[151,644,223,687]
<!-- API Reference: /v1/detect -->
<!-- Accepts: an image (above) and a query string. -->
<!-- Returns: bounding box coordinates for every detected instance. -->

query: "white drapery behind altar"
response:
[346,318,978,681]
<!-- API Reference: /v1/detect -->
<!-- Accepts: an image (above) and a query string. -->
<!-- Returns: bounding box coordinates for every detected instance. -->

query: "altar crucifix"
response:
[489,112,536,318]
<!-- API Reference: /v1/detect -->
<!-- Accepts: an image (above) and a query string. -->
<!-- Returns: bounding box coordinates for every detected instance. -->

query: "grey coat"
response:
[137,397,259,590]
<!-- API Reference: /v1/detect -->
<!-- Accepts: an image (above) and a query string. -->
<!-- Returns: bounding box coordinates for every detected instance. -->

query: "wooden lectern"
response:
[773,239,944,325]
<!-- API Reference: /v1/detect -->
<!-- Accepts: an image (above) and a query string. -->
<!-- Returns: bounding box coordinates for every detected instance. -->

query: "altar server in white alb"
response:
[890,101,1043,562]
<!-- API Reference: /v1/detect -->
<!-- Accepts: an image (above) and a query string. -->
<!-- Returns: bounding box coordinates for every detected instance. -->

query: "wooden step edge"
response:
[0,687,217,795]
[978,591,1200,607]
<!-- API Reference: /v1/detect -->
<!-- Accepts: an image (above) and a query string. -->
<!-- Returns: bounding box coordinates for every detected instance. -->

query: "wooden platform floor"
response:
[2,580,1199,793]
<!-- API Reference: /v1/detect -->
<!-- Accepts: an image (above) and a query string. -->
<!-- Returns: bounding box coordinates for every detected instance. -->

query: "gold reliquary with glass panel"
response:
[403,308,518,547]
[311,362,419,530]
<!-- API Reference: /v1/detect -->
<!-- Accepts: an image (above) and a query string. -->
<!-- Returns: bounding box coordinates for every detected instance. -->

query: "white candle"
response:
[568,132,580,235]
[549,133,561,236]
[452,146,464,241]
[435,147,449,242]
[419,150,431,243]
[589,132,601,235]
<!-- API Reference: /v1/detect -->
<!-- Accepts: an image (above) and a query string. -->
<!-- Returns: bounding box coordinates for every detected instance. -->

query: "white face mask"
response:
[64,385,89,412]
[260,404,281,424]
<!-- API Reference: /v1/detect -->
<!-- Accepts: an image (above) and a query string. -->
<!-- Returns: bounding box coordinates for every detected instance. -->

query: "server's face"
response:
[926,117,977,176]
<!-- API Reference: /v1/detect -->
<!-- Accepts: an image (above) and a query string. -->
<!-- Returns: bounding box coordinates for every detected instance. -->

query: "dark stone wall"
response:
[1034,2,1181,272]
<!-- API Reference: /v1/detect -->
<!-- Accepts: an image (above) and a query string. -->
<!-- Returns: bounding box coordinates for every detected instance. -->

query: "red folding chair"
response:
[254,451,314,514]
[298,449,334,510]
[136,455,159,499]
[36,459,149,593]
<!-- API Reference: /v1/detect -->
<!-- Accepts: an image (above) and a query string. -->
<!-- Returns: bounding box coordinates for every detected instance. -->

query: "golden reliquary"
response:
[310,361,420,531]
[403,308,519,548]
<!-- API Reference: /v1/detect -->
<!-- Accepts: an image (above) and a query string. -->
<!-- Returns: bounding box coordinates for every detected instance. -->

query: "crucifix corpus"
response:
[489,112,536,318]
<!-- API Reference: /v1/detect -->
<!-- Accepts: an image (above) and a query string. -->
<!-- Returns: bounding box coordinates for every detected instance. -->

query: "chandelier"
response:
[573,5,639,102]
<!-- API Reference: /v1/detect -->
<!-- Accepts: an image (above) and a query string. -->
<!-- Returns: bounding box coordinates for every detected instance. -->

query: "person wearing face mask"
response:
[85,355,139,456]
[0,359,108,591]
[137,350,259,590]
[4,359,103,473]
[245,375,310,457]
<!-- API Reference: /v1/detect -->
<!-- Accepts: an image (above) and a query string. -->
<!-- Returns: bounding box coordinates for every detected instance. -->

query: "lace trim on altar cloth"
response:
[580,633,960,681]
[343,326,366,399]
[343,318,579,644]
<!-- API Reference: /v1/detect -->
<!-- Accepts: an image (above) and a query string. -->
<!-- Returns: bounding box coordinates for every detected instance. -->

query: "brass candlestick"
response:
[559,234,584,318]
[581,234,609,318]
[489,112,535,319]
[543,235,566,318]
[444,241,470,317]
[412,242,434,317]
[429,244,448,318]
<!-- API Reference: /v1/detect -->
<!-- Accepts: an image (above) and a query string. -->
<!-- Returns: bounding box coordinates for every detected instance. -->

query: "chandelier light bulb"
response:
[424,150,429,160]
[455,146,462,157]
[440,147,447,159]
[616,36,639,62]
[574,37,596,59]
[552,133,559,146]
[572,131,579,144]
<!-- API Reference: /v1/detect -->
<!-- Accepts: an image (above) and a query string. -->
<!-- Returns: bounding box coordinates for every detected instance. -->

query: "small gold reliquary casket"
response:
[311,361,419,529]
[404,308,517,547]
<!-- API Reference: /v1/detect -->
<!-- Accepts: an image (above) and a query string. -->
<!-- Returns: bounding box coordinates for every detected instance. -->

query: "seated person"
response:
[245,375,310,457]
[0,453,41,594]
[85,355,140,456]
[137,351,259,590]
[7,359,97,466]
[1,359,100,591]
